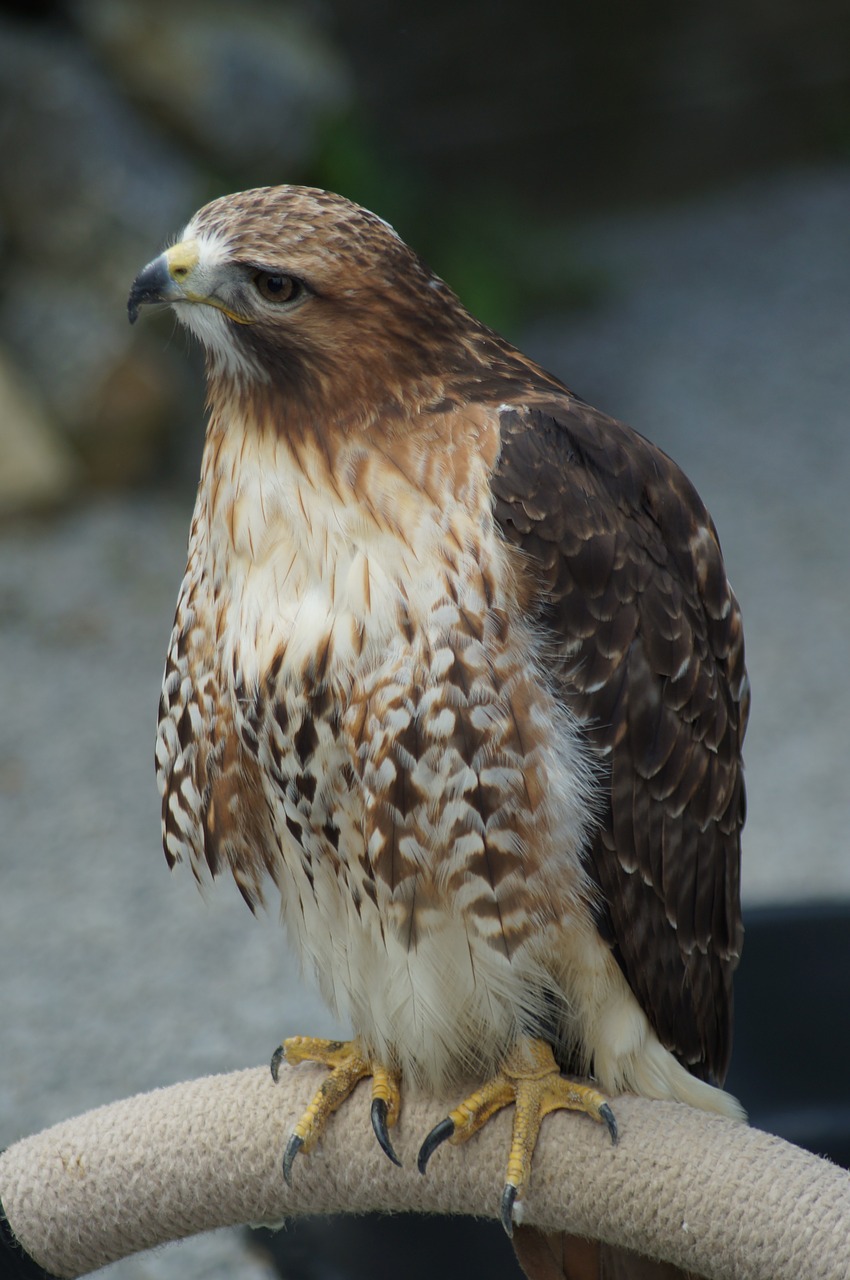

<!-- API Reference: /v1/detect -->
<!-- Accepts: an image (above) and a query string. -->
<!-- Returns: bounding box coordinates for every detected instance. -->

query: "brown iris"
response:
[253,271,300,303]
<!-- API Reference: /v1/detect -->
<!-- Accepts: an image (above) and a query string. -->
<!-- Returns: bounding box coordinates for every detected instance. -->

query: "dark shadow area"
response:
[324,0,850,211]
[250,1213,526,1280]
[726,900,850,1169]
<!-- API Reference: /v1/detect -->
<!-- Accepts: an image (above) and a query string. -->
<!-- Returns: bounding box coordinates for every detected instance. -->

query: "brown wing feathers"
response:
[492,399,747,1083]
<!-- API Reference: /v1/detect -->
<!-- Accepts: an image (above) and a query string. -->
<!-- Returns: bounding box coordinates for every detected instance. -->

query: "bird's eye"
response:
[253,271,301,304]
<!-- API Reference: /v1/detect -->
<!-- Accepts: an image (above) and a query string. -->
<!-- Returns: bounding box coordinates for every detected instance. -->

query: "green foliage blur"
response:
[307,112,605,339]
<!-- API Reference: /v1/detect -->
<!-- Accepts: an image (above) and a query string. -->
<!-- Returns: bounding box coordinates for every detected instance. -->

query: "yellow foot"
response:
[417,1036,617,1236]
[271,1035,402,1180]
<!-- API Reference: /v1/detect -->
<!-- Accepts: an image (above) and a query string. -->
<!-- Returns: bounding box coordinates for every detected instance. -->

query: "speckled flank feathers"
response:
[152,185,747,1112]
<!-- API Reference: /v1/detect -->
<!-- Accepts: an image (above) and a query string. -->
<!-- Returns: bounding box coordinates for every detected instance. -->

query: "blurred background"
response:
[1,2,849,1277]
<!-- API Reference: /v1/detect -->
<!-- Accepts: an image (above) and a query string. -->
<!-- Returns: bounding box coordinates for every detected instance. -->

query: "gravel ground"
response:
[1,165,848,1279]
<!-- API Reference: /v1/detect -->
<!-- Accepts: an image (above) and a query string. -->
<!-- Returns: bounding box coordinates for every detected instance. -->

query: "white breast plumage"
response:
[206,427,500,695]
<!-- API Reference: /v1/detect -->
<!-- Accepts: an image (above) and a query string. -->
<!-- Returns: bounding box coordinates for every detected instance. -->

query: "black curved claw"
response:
[282,1132,304,1185]
[371,1097,402,1167]
[270,1045,285,1083]
[599,1102,618,1144]
[500,1183,518,1237]
[417,1116,455,1174]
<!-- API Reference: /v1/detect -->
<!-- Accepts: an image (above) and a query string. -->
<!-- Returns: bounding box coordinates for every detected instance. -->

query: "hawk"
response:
[129,186,748,1269]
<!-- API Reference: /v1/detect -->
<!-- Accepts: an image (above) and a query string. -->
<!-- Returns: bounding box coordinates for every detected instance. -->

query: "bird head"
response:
[128,185,483,426]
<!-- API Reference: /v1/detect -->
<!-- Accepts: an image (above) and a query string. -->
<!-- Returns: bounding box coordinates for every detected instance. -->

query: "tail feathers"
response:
[621,1034,746,1123]
[512,1227,702,1280]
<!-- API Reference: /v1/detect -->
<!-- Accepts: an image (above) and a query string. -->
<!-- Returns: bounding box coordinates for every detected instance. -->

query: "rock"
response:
[74,0,351,182]
[0,267,200,486]
[0,347,78,516]
[0,17,205,486]
[70,343,184,489]
[0,19,200,273]
[0,7,350,493]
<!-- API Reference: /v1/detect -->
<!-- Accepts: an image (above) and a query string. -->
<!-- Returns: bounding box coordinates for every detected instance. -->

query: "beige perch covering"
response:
[0,1065,848,1278]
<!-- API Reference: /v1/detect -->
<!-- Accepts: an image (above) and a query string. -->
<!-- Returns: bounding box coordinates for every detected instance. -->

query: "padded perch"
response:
[0,1065,848,1279]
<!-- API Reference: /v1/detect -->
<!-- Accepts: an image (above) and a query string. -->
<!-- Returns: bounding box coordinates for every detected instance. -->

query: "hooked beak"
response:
[128,240,201,324]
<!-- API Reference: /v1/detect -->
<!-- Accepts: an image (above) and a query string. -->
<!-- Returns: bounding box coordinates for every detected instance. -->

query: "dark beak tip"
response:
[127,279,148,326]
[127,255,171,327]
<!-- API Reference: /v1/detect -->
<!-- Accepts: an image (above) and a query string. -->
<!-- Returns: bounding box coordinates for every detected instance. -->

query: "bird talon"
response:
[282,1132,304,1185]
[417,1116,456,1174]
[371,1097,402,1166]
[599,1101,618,1144]
[500,1182,518,1237]
[274,1038,405,1180]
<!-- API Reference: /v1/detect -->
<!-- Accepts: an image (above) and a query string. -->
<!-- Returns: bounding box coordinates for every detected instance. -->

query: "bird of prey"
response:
[129,186,748,1270]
